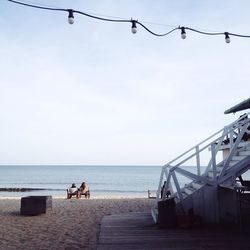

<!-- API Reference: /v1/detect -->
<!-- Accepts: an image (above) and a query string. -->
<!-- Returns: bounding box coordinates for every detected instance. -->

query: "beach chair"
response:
[80,189,90,199]
[67,188,80,199]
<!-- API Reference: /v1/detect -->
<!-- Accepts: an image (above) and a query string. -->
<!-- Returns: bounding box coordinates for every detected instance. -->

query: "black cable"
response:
[186,27,250,38]
[6,0,250,39]
[7,0,131,22]
[227,32,250,38]
[137,22,179,37]
[7,0,65,12]
[7,0,179,36]
[73,10,130,23]
[185,27,224,36]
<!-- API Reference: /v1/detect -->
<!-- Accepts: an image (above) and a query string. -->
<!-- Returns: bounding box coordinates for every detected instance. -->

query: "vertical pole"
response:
[164,168,174,195]
[172,171,183,201]
[229,129,233,152]
[196,145,201,176]
[211,143,217,183]
[237,189,242,231]
[156,167,165,203]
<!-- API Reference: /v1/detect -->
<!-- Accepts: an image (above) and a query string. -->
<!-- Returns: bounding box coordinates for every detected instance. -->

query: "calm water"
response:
[1,165,249,198]
[0,165,162,198]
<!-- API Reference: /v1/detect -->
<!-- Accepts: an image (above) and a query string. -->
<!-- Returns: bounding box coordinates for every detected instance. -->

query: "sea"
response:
[1,165,249,198]
[0,165,163,198]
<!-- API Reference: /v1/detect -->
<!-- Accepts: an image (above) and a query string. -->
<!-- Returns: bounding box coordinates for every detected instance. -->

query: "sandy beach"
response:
[0,197,154,250]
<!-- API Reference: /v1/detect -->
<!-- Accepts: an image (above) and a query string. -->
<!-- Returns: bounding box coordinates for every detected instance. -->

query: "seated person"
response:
[79,182,90,198]
[67,183,80,199]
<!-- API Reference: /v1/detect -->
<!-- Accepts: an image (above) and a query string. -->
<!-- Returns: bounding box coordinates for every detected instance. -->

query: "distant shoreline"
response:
[0,188,63,192]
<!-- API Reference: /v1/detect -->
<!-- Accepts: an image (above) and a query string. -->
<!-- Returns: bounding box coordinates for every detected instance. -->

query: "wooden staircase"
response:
[152,113,250,224]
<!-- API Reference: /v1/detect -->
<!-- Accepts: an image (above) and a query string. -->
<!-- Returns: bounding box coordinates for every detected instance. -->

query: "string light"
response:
[181,27,186,39]
[7,0,250,44]
[68,9,74,24]
[225,32,231,43]
[131,20,137,34]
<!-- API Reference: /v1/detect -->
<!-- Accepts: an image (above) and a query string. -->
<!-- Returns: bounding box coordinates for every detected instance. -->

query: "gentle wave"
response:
[0,165,161,197]
[0,188,45,192]
[0,188,64,192]
[0,187,147,193]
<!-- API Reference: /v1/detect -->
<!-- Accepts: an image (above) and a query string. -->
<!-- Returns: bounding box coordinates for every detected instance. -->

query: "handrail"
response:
[153,113,250,222]
[164,113,250,170]
[155,112,250,202]
[162,127,224,168]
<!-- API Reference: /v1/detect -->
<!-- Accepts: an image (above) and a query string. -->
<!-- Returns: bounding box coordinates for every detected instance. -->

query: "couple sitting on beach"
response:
[67,182,90,199]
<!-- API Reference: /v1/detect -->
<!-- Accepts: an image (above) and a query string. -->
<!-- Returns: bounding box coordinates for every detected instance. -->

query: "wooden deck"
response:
[97,212,250,250]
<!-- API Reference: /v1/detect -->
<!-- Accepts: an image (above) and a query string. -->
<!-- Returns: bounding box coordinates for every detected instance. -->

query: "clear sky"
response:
[0,0,249,165]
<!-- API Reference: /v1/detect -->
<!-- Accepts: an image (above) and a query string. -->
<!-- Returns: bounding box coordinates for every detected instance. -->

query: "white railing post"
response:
[164,168,174,195]
[196,145,201,176]
[211,143,217,183]
[229,129,233,152]
[171,171,183,201]
[155,167,165,203]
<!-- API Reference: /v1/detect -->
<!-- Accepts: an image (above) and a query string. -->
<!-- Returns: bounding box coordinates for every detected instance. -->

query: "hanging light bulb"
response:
[131,20,137,34]
[181,27,186,39]
[68,9,74,24]
[225,32,231,43]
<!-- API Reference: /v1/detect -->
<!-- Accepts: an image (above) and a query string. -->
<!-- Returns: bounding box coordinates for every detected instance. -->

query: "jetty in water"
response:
[0,188,47,192]
[0,187,46,192]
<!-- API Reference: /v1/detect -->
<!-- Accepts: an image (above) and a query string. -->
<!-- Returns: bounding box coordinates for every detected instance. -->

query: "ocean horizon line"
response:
[0,187,148,193]
[0,164,162,167]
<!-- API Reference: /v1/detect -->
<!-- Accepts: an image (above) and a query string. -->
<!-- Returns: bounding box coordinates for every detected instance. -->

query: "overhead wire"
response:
[6,0,250,42]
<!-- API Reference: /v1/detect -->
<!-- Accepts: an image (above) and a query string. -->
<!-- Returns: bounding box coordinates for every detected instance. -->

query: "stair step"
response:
[207,173,220,178]
[173,190,186,201]
[232,155,246,161]
[216,165,224,170]
[206,176,215,182]
[192,182,203,189]
[207,171,220,178]
[238,141,250,147]
[239,150,250,156]
[229,160,240,166]
[219,141,250,150]
[184,186,196,195]
[181,192,188,199]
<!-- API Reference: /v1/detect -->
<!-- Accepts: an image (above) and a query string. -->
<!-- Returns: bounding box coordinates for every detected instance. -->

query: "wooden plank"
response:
[97,212,250,250]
